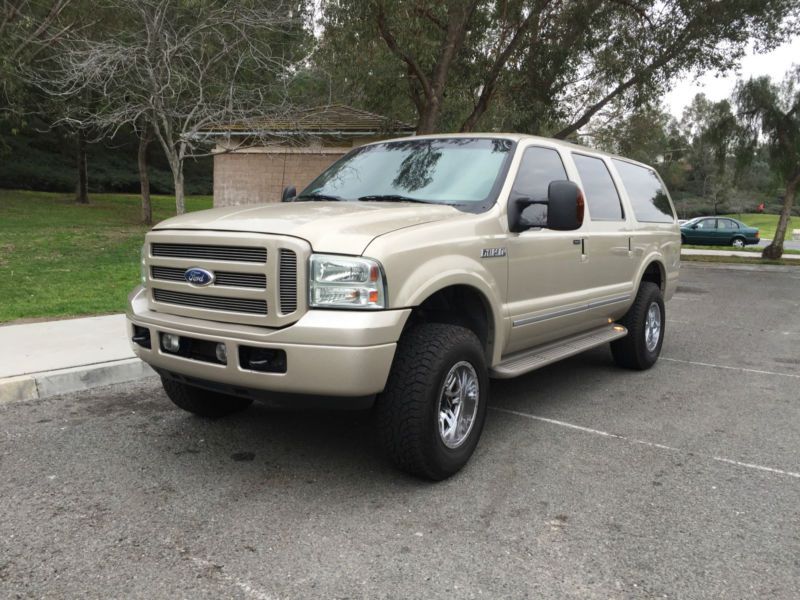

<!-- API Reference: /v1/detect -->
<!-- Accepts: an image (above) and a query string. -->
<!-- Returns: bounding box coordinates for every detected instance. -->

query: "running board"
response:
[490,324,628,379]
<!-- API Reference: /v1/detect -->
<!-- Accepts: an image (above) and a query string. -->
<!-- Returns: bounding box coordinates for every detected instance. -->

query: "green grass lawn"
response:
[0,190,212,323]
[721,213,797,240]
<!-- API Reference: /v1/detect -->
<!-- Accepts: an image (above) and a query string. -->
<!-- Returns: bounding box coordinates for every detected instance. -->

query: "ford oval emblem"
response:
[184,267,214,286]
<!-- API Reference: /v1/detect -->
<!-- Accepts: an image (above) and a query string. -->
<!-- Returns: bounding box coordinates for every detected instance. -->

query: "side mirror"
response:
[508,180,584,233]
[546,180,584,231]
[281,185,296,203]
[690,224,698,229]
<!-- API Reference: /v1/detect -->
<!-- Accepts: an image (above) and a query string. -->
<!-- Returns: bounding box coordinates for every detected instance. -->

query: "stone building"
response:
[204,105,415,207]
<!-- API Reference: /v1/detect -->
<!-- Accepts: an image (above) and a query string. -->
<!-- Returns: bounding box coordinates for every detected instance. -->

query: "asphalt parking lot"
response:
[1,263,799,599]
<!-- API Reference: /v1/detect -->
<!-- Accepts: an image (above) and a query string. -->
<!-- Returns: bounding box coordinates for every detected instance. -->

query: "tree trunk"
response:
[173,166,186,215]
[460,86,493,132]
[137,127,152,225]
[75,130,88,204]
[762,171,799,260]
[416,98,441,135]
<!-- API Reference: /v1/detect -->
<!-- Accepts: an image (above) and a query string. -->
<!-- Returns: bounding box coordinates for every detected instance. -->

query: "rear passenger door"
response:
[571,153,636,306]
[716,218,737,244]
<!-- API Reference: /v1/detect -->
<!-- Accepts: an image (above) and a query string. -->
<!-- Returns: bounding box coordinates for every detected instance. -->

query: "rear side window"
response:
[572,154,623,220]
[511,146,568,225]
[718,219,738,230]
[612,159,675,223]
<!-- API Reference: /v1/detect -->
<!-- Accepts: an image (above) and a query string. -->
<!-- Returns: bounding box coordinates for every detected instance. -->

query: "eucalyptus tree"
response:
[316,0,798,136]
[42,0,307,214]
[731,71,800,259]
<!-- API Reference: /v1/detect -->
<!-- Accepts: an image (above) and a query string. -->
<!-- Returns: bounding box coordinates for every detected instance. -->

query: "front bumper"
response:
[127,286,409,397]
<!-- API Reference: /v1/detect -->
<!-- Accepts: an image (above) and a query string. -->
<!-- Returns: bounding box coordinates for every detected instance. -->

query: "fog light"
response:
[162,333,180,353]
[215,343,228,364]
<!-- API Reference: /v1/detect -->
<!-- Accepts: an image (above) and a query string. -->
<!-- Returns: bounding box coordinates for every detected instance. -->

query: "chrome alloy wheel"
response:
[645,301,662,352]
[437,361,480,449]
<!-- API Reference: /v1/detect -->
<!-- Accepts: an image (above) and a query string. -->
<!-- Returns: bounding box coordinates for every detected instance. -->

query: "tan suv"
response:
[128,134,680,479]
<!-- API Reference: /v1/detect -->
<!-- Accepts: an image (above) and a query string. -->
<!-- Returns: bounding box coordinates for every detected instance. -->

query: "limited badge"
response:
[480,247,507,258]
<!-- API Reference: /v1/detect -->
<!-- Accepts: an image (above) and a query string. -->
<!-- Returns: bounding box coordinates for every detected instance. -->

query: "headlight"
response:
[140,243,147,284]
[309,254,386,309]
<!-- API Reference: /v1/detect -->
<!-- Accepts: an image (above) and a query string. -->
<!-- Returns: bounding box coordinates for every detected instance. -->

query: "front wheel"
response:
[375,323,488,480]
[611,282,665,370]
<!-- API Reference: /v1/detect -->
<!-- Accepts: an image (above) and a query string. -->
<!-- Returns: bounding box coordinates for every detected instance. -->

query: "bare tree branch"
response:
[36,0,302,214]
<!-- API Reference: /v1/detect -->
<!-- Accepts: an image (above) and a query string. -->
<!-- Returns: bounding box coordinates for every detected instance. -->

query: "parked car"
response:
[680,217,759,247]
[128,134,680,480]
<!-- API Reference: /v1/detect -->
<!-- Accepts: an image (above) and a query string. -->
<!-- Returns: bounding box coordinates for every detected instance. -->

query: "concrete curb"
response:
[0,358,156,404]
[681,249,800,260]
[681,262,800,273]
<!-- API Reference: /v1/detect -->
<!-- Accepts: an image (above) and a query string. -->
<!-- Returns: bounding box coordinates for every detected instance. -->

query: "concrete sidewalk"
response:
[0,314,154,403]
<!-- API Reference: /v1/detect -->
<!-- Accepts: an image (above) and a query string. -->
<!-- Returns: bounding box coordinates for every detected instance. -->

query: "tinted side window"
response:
[572,154,623,220]
[696,219,716,229]
[612,159,675,223]
[719,219,737,230]
[511,147,568,225]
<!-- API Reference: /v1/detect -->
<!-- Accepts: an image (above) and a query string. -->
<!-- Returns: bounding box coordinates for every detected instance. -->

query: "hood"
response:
[154,201,462,255]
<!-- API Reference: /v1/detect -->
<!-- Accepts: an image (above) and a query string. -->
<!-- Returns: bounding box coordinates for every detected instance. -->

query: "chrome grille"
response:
[150,266,184,282]
[215,272,267,289]
[151,243,266,263]
[279,249,298,314]
[151,266,266,289]
[153,289,267,315]
[145,232,307,327]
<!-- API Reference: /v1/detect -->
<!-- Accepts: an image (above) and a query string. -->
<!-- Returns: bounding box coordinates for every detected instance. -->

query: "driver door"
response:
[694,218,717,244]
[505,146,588,354]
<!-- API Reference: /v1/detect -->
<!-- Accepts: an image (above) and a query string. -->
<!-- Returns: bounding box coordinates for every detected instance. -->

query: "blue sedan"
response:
[680,217,760,248]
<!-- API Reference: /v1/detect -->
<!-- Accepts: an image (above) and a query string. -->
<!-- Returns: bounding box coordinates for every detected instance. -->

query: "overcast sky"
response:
[663,34,800,119]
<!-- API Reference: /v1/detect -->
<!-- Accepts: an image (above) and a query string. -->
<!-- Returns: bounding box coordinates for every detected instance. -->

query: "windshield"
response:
[299,138,515,210]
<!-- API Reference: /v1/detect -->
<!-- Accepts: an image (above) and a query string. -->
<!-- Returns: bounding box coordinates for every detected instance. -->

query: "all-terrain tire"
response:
[610,282,665,370]
[161,378,252,418]
[375,323,489,480]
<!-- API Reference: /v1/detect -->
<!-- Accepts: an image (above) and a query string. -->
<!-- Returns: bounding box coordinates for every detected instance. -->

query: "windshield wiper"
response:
[358,194,431,204]
[296,193,343,201]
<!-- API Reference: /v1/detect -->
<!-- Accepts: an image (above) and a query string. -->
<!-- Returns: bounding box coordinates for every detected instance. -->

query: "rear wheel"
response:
[375,323,488,480]
[611,282,665,370]
[732,237,745,248]
[161,378,252,418]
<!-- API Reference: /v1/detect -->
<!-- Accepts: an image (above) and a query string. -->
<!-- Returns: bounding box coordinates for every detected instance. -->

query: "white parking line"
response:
[492,407,800,480]
[711,457,800,478]
[667,319,800,336]
[661,357,800,379]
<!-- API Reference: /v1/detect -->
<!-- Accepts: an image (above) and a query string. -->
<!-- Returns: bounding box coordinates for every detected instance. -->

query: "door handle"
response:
[576,238,587,260]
